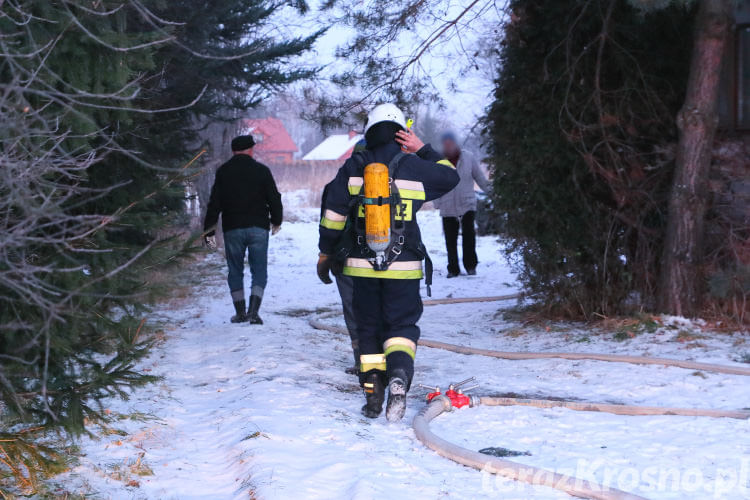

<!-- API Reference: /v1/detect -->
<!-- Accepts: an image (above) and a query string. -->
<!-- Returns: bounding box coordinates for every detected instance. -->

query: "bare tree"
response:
[659,0,733,316]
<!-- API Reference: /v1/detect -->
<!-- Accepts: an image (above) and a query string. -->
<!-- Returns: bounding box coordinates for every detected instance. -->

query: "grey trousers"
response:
[335,273,359,366]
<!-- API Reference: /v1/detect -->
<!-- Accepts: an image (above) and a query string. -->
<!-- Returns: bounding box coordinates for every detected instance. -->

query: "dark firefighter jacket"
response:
[319,141,459,279]
[204,154,283,235]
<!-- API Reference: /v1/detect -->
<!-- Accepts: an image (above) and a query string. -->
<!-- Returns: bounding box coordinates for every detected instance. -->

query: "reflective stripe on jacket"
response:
[318,141,459,279]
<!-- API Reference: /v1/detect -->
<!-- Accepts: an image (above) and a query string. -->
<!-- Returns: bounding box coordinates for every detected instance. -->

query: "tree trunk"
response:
[658,0,732,316]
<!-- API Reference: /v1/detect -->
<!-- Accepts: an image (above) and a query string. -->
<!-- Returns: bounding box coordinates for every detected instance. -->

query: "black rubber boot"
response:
[230,300,247,323]
[386,369,408,422]
[247,295,263,325]
[361,372,385,418]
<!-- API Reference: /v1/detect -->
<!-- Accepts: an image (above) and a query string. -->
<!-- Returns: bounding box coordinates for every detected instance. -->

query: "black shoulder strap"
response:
[388,152,407,177]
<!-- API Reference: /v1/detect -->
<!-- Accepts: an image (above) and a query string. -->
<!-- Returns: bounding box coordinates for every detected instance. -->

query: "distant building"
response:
[303,131,364,161]
[242,117,298,163]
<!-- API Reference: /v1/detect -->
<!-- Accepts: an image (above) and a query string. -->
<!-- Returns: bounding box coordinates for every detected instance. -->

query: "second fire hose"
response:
[309,303,750,499]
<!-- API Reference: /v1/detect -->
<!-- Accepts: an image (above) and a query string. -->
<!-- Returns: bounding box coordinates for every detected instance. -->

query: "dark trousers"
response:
[335,274,359,366]
[353,277,422,388]
[442,211,478,274]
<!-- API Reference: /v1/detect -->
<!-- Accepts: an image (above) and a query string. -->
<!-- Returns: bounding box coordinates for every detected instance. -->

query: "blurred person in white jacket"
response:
[433,132,491,277]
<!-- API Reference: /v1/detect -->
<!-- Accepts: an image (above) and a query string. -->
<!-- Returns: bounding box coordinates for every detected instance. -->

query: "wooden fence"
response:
[265,160,342,207]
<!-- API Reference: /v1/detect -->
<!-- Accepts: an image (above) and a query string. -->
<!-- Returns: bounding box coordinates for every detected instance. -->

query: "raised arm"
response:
[396,129,459,201]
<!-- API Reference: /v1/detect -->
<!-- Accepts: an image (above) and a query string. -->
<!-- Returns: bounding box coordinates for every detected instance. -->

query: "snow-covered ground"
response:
[59,199,750,500]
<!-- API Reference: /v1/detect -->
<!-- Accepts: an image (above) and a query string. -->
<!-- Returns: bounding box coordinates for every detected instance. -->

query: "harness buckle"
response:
[370,253,388,271]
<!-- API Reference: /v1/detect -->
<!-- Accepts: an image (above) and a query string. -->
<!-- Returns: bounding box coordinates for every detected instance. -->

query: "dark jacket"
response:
[204,154,283,235]
[319,141,459,279]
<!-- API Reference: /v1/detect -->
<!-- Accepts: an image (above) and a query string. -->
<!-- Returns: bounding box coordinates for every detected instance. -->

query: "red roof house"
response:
[241,117,298,163]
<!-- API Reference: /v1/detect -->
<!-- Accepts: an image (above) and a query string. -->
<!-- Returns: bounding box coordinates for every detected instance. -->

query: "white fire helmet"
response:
[364,103,407,133]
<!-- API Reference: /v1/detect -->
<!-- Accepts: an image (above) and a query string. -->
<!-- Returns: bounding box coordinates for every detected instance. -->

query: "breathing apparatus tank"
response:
[363,162,391,268]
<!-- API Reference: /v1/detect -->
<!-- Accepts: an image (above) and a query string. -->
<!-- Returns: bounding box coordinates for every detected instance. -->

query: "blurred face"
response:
[442,138,459,157]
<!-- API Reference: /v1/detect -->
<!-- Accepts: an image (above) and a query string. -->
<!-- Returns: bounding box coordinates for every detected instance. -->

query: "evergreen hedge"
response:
[486,0,695,316]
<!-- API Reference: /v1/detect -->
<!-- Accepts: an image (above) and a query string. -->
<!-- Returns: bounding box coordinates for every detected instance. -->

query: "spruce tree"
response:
[0,0,320,492]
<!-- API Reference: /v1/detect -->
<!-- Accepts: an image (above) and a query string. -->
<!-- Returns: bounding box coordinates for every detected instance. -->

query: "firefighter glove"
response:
[317,253,333,284]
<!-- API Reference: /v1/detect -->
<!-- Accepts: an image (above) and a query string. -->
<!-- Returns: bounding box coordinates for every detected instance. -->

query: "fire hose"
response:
[413,396,646,500]
[422,292,522,306]
[308,319,750,378]
[308,297,750,500]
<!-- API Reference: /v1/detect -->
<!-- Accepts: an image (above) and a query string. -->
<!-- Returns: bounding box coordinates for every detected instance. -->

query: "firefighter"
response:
[317,104,459,421]
[321,180,360,374]
[325,137,368,375]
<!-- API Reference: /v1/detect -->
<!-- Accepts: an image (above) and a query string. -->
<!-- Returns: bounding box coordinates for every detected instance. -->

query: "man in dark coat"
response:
[204,135,283,324]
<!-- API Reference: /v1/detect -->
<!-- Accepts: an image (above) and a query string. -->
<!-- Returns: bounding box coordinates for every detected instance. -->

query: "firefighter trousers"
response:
[335,273,359,366]
[352,277,422,389]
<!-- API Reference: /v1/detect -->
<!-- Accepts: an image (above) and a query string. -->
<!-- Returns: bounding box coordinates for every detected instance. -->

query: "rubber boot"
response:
[386,369,408,422]
[230,300,247,323]
[361,372,385,418]
[247,295,263,325]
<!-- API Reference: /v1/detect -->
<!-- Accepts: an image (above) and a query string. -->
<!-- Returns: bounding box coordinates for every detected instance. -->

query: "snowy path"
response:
[63,208,750,500]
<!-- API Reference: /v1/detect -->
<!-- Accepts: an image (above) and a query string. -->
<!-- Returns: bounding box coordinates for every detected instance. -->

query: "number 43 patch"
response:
[358,199,413,221]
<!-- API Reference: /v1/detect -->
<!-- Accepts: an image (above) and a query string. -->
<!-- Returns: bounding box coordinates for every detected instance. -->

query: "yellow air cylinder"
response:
[363,162,391,254]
